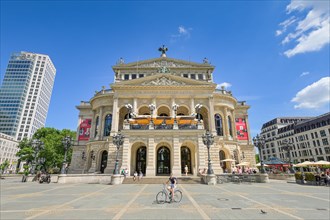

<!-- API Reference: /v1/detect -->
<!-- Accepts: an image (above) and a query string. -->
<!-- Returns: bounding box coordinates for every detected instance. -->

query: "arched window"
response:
[103,114,112,136]
[136,147,146,175]
[219,150,226,170]
[228,116,233,136]
[94,116,99,138]
[181,147,191,174]
[157,147,170,175]
[214,114,223,136]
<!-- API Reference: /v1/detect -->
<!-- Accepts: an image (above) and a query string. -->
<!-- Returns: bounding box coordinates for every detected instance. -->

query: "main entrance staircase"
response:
[122,176,202,184]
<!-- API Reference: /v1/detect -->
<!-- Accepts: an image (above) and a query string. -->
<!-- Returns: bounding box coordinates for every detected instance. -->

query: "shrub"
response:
[304,172,315,181]
[295,172,302,180]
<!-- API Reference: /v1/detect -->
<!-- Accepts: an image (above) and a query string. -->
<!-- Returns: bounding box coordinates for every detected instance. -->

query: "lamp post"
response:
[195,104,202,122]
[282,139,295,173]
[253,134,266,173]
[31,139,44,175]
[112,132,125,175]
[61,136,72,175]
[202,131,214,175]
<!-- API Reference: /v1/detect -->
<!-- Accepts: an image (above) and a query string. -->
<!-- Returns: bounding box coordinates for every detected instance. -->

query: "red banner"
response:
[78,119,91,141]
[235,118,248,140]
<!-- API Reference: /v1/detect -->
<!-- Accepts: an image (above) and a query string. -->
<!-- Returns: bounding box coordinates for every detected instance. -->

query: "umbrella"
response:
[237,162,250,166]
[313,160,330,166]
[221,159,236,162]
[295,161,315,167]
[256,162,269,167]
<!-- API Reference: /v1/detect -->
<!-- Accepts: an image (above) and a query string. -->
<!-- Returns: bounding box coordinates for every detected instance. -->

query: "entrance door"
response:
[157,146,170,175]
[181,147,192,174]
[100,151,108,173]
[136,147,146,175]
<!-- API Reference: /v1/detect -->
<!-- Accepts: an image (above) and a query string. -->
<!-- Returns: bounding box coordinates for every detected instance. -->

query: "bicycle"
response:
[156,184,182,204]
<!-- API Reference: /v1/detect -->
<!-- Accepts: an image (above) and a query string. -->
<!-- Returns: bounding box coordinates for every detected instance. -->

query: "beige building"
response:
[0,132,19,173]
[70,48,256,176]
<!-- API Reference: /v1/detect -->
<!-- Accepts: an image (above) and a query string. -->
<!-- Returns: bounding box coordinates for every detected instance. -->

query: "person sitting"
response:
[166,173,177,202]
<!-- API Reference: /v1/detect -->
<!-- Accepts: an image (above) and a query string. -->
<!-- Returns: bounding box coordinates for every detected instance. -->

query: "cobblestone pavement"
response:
[1,178,329,220]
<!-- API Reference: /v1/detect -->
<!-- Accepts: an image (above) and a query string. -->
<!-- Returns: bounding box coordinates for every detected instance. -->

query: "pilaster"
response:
[208,96,216,134]
[145,137,155,176]
[172,136,181,176]
[112,98,119,133]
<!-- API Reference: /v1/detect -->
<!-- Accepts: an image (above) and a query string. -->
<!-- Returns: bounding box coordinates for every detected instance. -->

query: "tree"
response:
[0,160,10,175]
[16,128,76,173]
[255,154,260,163]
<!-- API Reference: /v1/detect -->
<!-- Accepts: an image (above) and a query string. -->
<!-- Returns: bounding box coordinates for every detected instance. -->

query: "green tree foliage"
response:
[255,154,260,163]
[16,128,76,172]
[0,160,10,174]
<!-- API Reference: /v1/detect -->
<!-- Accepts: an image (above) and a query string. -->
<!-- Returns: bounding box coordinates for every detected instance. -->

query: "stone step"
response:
[122,176,202,184]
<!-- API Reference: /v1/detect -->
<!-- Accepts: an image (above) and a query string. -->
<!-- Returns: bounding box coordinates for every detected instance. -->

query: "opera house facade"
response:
[70,47,256,176]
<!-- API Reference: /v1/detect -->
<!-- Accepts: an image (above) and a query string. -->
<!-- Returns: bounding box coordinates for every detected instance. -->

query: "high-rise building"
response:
[0,51,56,141]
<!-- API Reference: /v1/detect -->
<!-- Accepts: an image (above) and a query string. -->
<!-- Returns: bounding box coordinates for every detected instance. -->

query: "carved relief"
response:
[139,61,193,68]
[141,76,186,86]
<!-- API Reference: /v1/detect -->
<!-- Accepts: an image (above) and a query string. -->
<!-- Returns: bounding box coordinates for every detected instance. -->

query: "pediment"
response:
[111,74,216,88]
[112,57,214,70]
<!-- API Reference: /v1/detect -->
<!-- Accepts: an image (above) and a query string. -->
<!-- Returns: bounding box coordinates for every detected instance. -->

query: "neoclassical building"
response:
[70,47,256,176]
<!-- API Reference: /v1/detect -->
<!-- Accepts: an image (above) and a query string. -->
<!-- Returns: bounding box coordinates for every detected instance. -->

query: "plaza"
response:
[1,177,329,219]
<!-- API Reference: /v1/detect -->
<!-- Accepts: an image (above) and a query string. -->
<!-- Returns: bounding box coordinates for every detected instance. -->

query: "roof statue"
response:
[158,45,168,57]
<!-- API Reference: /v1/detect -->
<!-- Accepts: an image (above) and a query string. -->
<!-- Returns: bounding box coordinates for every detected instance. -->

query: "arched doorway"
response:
[136,147,146,175]
[181,147,192,174]
[157,146,170,175]
[100,151,108,173]
[219,150,226,171]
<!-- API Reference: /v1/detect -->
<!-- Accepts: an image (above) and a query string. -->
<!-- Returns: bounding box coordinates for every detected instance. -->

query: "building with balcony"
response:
[260,112,330,163]
[70,47,256,176]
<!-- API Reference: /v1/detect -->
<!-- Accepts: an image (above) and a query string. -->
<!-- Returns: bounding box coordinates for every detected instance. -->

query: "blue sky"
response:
[1,0,329,138]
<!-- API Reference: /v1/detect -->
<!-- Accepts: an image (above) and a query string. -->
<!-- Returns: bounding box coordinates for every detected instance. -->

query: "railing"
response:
[130,124,149,130]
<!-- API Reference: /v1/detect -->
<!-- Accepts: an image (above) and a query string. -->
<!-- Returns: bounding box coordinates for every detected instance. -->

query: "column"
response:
[223,107,229,139]
[232,110,237,141]
[90,110,96,140]
[172,136,181,176]
[111,97,119,133]
[208,96,216,134]
[120,136,130,173]
[133,97,137,115]
[152,97,156,117]
[99,107,104,139]
[190,97,195,115]
[197,135,207,170]
[145,137,155,176]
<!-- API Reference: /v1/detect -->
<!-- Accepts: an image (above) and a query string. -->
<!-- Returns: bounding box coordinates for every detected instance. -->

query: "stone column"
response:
[120,136,130,173]
[133,97,137,114]
[97,107,104,140]
[111,97,119,133]
[223,107,229,139]
[231,110,238,141]
[104,143,114,174]
[172,136,181,176]
[90,110,96,140]
[190,97,195,115]
[208,96,216,134]
[145,137,155,176]
[197,135,207,171]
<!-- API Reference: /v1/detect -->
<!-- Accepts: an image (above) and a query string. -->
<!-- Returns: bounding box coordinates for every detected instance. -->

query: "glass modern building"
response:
[0,52,56,140]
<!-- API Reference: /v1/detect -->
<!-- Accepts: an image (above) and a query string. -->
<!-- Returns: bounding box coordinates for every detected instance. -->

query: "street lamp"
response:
[202,131,214,175]
[125,104,133,120]
[61,136,72,175]
[282,139,295,173]
[112,132,125,175]
[195,104,202,122]
[31,139,44,175]
[253,134,266,174]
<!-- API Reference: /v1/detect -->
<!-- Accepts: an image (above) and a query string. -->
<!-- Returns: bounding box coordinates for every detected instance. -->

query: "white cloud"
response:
[170,26,192,42]
[216,82,232,89]
[300,71,310,77]
[291,77,330,109]
[276,1,330,57]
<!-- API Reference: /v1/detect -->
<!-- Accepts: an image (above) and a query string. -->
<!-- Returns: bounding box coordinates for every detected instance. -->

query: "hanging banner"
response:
[78,119,91,141]
[235,118,248,140]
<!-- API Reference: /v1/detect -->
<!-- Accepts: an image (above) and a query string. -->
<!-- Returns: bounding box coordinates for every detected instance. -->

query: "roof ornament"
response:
[203,57,209,64]
[117,57,125,65]
[158,45,168,57]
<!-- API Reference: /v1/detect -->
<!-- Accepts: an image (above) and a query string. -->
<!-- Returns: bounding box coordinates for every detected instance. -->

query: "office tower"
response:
[0,52,56,140]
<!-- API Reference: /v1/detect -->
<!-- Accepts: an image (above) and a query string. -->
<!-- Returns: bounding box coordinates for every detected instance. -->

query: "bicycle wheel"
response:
[156,191,166,204]
[173,190,182,203]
